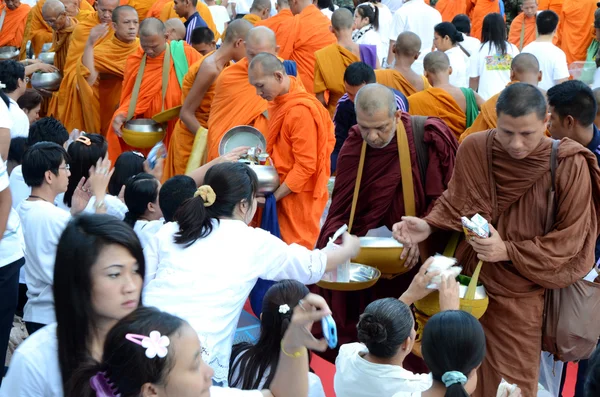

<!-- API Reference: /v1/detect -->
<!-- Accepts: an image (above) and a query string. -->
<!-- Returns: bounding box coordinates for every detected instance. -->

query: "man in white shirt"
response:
[0,60,30,138]
[452,13,481,58]
[521,10,569,91]
[387,0,441,74]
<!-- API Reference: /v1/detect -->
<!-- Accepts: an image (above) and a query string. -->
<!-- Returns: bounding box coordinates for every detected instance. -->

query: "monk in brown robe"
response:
[375,32,431,98]
[393,83,600,397]
[313,83,458,363]
[243,0,271,25]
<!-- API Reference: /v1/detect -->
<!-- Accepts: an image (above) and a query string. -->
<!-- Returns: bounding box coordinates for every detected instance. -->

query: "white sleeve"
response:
[37,211,71,285]
[0,156,8,192]
[143,233,160,286]
[209,387,264,397]
[553,50,570,81]
[0,99,13,130]
[0,351,46,397]
[388,10,405,41]
[468,50,480,78]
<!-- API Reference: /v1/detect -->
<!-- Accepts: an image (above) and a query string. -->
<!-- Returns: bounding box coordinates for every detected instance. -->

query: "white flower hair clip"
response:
[126,331,170,359]
[0,81,5,89]
[279,304,291,314]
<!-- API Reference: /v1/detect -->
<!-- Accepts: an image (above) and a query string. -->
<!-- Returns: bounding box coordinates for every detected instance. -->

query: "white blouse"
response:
[446,46,470,88]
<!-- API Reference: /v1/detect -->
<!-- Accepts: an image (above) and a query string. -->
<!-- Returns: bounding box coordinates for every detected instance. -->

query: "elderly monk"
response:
[42,0,77,72]
[375,32,431,98]
[107,18,201,159]
[460,53,542,143]
[248,52,334,248]
[277,0,336,92]
[314,8,379,118]
[255,0,292,45]
[314,83,457,363]
[393,82,600,397]
[165,17,186,40]
[77,6,140,135]
[163,19,252,180]
[508,0,538,51]
[158,0,218,40]
[0,0,31,48]
[243,0,271,25]
[408,51,484,140]
[435,0,466,22]
[190,26,216,55]
[470,0,500,40]
[557,0,596,65]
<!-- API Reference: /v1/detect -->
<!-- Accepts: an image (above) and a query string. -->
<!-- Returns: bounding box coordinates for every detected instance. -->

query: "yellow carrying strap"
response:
[161,43,170,113]
[519,17,526,51]
[185,126,208,174]
[347,141,367,234]
[396,120,416,217]
[465,260,484,301]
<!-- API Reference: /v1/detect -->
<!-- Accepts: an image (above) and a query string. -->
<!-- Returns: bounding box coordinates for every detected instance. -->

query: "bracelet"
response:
[280,341,305,358]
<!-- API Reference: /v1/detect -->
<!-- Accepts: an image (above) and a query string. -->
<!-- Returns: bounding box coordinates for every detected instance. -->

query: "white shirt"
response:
[143,219,327,384]
[334,343,433,397]
[85,194,128,220]
[460,33,481,58]
[383,0,403,14]
[389,0,442,75]
[133,219,164,249]
[374,3,393,64]
[469,41,520,100]
[234,0,252,15]
[320,6,338,19]
[18,200,70,325]
[209,5,230,35]
[9,166,65,210]
[353,26,383,65]
[0,323,63,397]
[446,46,470,88]
[7,97,29,138]
[0,156,25,268]
[521,41,570,91]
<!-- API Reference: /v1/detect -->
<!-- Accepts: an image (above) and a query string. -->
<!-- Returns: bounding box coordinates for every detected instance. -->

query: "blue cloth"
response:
[283,60,297,77]
[499,0,505,17]
[249,193,280,316]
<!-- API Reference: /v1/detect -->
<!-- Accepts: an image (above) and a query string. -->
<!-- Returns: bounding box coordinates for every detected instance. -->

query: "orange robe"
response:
[435,0,466,22]
[76,37,140,135]
[242,13,261,25]
[508,12,536,51]
[408,87,466,139]
[460,91,499,143]
[159,1,219,39]
[470,0,500,40]
[267,77,335,248]
[49,18,78,72]
[106,44,202,160]
[128,0,156,22]
[538,0,563,14]
[0,3,31,47]
[314,44,359,118]
[206,57,268,162]
[147,0,170,18]
[277,4,336,93]
[255,8,293,48]
[375,69,431,97]
[466,0,476,17]
[557,0,596,65]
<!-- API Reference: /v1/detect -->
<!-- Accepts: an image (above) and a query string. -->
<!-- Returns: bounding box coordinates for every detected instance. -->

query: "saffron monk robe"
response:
[375,32,431,98]
[393,83,600,397]
[243,0,271,25]
[435,0,466,22]
[162,20,252,181]
[408,51,484,141]
[205,25,298,163]
[470,0,500,40]
[41,0,77,72]
[157,0,219,40]
[507,0,538,51]
[254,0,293,47]
[557,0,596,65]
[248,53,335,249]
[0,0,31,48]
[108,18,202,160]
[538,0,562,15]
[314,8,379,118]
[77,6,140,136]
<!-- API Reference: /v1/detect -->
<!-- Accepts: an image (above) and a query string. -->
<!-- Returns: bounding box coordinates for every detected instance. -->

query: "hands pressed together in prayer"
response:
[468,224,509,263]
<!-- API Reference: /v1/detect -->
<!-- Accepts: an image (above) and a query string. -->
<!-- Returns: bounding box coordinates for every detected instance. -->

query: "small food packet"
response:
[496,379,519,397]
[426,254,462,289]
[462,213,490,239]
[147,141,166,170]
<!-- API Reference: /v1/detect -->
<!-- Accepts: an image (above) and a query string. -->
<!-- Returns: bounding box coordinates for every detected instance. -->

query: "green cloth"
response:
[170,40,188,88]
[460,87,479,129]
[581,39,600,85]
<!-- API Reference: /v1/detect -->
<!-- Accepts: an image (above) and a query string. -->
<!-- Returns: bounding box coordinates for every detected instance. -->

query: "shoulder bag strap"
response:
[397,120,416,217]
[161,43,171,113]
[519,17,526,51]
[410,115,429,185]
[544,140,559,234]
[126,53,147,121]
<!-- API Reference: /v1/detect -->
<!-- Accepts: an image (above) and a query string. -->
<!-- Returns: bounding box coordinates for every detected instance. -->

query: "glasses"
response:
[24,77,30,83]
[59,164,70,171]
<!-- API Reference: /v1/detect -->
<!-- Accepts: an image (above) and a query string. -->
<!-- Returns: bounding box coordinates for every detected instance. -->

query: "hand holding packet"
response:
[462,214,490,239]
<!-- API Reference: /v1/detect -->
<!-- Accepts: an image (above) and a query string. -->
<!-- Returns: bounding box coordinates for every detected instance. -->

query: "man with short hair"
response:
[0,61,30,138]
[174,0,208,44]
[242,0,271,24]
[508,0,538,51]
[451,13,480,57]
[159,175,197,221]
[157,0,218,41]
[0,0,31,48]
[190,26,216,55]
[522,10,569,90]
[393,82,600,397]
[165,17,187,40]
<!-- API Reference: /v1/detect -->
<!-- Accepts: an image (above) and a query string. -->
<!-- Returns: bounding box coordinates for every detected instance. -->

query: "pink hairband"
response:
[125,331,170,359]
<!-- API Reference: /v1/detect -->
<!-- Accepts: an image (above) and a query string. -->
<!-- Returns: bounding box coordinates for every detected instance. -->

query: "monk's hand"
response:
[218,146,250,163]
[399,258,440,305]
[469,224,509,263]
[88,23,110,46]
[438,274,460,311]
[401,244,420,269]
[392,216,432,247]
[256,196,266,207]
[113,114,126,137]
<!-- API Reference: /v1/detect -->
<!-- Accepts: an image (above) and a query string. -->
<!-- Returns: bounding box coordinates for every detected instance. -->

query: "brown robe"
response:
[424,131,600,397]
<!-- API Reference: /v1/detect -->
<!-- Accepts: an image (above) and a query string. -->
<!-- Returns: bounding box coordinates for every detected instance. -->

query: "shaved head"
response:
[424,51,450,74]
[140,17,166,37]
[511,53,539,74]
[223,18,253,44]
[96,0,120,23]
[42,0,65,18]
[245,26,278,61]
[355,83,397,117]
[250,0,271,11]
[248,53,287,101]
[331,8,353,31]
[112,5,137,23]
[164,18,185,41]
[60,0,79,17]
[394,31,421,57]
[140,18,167,58]
[249,52,286,74]
[277,0,289,8]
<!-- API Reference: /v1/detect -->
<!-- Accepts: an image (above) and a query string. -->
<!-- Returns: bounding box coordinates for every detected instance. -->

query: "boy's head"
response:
[27,117,70,148]
[159,175,197,222]
[22,142,71,194]
[0,60,27,99]
[190,27,216,56]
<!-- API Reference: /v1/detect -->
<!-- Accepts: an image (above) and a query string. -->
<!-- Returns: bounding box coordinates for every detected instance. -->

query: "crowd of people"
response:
[2,0,600,396]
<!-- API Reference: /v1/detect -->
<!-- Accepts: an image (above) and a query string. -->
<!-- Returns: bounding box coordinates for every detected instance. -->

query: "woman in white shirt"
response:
[17,89,43,125]
[143,162,359,385]
[469,13,520,100]
[433,22,470,88]
[352,4,382,56]
[123,172,164,248]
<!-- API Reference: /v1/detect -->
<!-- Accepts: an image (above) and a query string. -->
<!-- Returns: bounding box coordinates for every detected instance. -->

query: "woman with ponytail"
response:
[123,173,164,248]
[352,3,383,63]
[433,22,470,88]
[143,162,360,386]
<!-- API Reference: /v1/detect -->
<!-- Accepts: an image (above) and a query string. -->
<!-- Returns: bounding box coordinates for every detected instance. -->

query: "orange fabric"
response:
[20,0,52,58]
[129,0,156,22]
[50,18,78,72]
[106,44,202,160]
[557,0,596,65]
[314,44,359,118]
[460,91,499,143]
[206,57,268,162]
[435,0,466,22]
[147,0,170,19]
[0,3,31,47]
[408,87,466,140]
[466,0,476,17]
[508,12,536,50]
[375,69,431,97]
[159,1,219,39]
[267,77,335,248]
[277,5,336,93]
[243,13,261,25]
[255,8,293,48]
[470,0,500,40]
[538,0,563,14]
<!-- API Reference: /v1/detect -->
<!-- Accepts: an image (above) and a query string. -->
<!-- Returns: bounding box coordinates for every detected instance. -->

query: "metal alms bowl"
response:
[247,164,280,195]
[351,236,410,275]
[317,263,381,291]
[30,71,63,91]
[0,46,20,60]
[122,119,165,149]
[219,125,267,156]
[37,52,55,65]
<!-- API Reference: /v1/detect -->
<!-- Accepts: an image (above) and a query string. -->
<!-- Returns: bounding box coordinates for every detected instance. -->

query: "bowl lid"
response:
[219,125,266,156]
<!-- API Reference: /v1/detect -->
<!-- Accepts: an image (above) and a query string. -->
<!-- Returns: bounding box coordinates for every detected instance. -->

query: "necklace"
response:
[29,195,50,203]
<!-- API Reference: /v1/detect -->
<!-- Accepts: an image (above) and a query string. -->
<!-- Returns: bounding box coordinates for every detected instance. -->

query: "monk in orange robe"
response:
[128,0,155,22]
[508,0,538,51]
[557,0,596,65]
[277,0,336,93]
[249,53,335,248]
[255,0,293,46]
[146,0,170,19]
[435,0,466,22]
[408,51,484,140]
[242,0,271,25]
[538,0,562,14]
[466,0,476,17]
[460,53,542,143]
[0,0,31,48]
[470,0,500,40]
[77,5,140,135]
[163,19,252,180]
[107,18,202,160]
[42,0,77,72]
[159,0,219,39]
[375,32,431,98]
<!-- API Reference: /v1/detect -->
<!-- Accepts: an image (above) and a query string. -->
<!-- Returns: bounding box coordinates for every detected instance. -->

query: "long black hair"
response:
[481,13,507,55]
[66,307,185,397]
[421,311,486,397]
[229,280,309,389]
[317,0,334,12]
[174,162,258,247]
[356,3,379,31]
[123,173,160,227]
[108,151,146,196]
[64,133,108,207]
[435,22,464,45]
[54,214,145,391]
